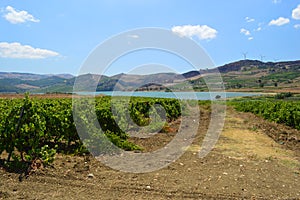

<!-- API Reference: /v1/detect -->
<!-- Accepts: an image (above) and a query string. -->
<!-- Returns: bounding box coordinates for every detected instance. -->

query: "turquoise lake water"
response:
[77,91,261,100]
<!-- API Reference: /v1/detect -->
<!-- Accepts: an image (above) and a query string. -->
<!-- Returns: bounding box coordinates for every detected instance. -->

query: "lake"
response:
[77,91,261,100]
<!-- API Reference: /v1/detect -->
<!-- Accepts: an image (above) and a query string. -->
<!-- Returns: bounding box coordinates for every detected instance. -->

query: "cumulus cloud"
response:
[268,17,290,26]
[171,25,217,40]
[240,28,253,40]
[294,24,300,29]
[245,17,255,23]
[0,42,59,59]
[3,6,40,24]
[240,28,251,36]
[292,4,300,20]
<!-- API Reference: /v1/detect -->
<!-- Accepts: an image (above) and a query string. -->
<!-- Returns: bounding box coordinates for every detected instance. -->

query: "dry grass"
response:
[216,110,299,170]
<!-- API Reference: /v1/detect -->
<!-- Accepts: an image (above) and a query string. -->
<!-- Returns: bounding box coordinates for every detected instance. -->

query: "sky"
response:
[0,0,300,76]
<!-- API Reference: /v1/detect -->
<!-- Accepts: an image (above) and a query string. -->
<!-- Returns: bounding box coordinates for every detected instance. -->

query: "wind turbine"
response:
[260,54,266,62]
[242,52,248,60]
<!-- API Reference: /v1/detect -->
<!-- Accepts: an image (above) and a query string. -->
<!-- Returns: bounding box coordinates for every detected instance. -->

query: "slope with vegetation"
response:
[0,59,299,93]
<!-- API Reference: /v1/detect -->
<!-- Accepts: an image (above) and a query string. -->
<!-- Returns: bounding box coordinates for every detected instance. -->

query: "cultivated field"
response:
[0,95,299,199]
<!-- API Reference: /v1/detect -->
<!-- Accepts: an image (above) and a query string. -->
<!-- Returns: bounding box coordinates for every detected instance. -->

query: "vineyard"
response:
[232,99,300,130]
[1,95,300,198]
[0,94,183,168]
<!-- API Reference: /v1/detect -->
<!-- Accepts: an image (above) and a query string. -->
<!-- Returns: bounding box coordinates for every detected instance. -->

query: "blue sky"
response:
[0,0,300,76]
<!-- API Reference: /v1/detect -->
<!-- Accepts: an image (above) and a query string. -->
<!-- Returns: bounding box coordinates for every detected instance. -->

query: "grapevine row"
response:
[232,100,300,130]
[0,95,183,165]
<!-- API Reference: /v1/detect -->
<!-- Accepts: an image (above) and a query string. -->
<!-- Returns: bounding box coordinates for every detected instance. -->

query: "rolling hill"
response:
[0,59,299,93]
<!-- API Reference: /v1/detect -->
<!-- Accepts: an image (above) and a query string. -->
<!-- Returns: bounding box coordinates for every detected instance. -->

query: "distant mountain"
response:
[47,74,74,79]
[0,59,299,93]
[0,74,74,93]
[215,60,300,73]
[204,59,300,90]
[181,71,201,79]
[0,72,74,80]
[0,72,49,81]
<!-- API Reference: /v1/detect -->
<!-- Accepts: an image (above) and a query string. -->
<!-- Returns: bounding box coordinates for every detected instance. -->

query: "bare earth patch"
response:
[218,108,299,168]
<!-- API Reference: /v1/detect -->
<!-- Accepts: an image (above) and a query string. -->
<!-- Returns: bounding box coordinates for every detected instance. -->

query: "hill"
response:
[215,60,300,73]
[0,59,299,93]
[215,59,300,91]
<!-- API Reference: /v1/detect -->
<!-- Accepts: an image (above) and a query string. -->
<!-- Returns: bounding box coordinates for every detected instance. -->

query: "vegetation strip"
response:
[0,94,183,173]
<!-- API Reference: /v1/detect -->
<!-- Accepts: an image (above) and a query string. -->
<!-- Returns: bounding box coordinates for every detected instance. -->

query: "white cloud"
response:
[171,25,217,40]
[292,4,300,20]
[268,17,290,26]
[294,24,300,29]
[245,17,255,23]
[0,42,59,59]
[272,0,281,4]
[254,22,264,32]
[240,28,253,40]
[255,27,262,32]
[3,6,40,24]
[240,28,251,36]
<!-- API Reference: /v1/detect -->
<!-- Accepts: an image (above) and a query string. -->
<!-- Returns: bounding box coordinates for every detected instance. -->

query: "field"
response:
[0,94,300,199]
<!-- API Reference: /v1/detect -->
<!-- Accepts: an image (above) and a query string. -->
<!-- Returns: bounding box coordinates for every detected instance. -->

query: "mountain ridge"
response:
[1,59,299,93]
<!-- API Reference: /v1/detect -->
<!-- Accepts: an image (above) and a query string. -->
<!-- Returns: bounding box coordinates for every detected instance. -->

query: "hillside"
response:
[216,59,300,91]
[0,59,299,93]
[0,72,73,80]
[216,59,300,72]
